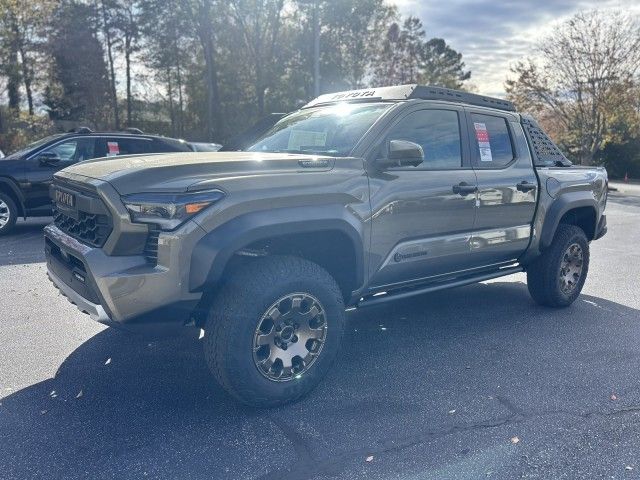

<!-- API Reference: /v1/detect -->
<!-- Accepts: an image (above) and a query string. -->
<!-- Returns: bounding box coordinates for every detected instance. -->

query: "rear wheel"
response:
[527,224,589,307]
[0,193,17,236]
[204,255,345,407]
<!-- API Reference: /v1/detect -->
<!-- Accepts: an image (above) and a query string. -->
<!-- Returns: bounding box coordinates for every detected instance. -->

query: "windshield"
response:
[4,134,65,160]
[247,102,393,157]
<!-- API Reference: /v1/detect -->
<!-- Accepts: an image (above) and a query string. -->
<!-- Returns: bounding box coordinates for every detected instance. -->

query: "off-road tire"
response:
[0,192,18,236]
[204,255,346,407]
[527,224,589,307]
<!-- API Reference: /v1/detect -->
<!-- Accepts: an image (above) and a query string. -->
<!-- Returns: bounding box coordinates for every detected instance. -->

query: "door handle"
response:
[516,181,537,192]
[452,182,478,196]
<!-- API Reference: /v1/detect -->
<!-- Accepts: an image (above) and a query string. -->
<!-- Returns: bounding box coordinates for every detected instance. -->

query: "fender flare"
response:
[539,191,598,249]
[0,177,26,216]
[189,204,366,292]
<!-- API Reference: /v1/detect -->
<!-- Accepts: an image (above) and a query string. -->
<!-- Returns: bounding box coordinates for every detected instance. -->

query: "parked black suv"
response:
[0,128,191,234]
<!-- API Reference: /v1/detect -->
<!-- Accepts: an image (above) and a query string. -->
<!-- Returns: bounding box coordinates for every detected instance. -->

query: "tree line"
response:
[2,3,639,177]
[506,10,640,175]
[0,0,470,150]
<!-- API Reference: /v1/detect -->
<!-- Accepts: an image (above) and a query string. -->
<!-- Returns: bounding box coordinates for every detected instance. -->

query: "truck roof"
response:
[303,84,516,113]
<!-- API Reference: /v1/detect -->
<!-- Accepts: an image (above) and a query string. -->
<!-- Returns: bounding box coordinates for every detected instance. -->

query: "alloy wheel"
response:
[559,243,584,295]
[0,199,10,228]
[252,292,328,382]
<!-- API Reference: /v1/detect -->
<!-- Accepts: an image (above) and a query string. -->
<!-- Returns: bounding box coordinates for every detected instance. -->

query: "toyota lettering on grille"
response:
[55,190,75,209]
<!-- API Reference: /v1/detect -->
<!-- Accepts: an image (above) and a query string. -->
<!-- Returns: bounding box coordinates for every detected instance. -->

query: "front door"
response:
[367,106,478,290]
[24,137,97,212]
[465,110,538,266]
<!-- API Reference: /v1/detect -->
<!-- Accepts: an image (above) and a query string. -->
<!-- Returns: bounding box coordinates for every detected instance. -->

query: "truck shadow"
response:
[2,281,640,479]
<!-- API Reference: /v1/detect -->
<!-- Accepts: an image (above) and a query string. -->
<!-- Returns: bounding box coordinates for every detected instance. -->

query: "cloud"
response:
[391,0,640,96]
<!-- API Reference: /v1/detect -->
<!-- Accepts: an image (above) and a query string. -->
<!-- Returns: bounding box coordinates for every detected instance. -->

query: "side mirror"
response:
[375,140,424,169]
[37,151,61,166]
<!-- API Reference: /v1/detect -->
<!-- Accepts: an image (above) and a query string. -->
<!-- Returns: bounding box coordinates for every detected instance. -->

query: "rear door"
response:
[465,109,538,266]
[367,105,479,290]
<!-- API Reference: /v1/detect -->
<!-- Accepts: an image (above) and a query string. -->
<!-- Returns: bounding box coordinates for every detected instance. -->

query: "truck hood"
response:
[55,151,335,195]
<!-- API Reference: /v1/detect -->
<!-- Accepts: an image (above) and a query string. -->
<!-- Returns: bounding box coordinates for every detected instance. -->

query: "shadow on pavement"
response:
[608,193,640,207]
[2,281,640,479]
[0,218,50,266]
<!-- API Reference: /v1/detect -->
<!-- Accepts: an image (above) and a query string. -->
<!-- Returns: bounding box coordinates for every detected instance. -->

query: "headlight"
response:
[122,189,225,230]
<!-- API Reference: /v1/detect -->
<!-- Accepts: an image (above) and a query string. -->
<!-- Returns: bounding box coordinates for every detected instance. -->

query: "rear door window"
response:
[101,137,152,156]
[470,114,514,168]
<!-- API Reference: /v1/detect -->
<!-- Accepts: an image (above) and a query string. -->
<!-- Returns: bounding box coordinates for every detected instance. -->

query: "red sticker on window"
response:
[476,130,489,142]
[107,141,120,156]
[474,123,489,141]
[474,122,493,162]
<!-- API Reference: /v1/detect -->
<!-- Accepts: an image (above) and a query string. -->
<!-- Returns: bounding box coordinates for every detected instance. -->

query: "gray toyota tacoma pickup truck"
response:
[45,85,608,406]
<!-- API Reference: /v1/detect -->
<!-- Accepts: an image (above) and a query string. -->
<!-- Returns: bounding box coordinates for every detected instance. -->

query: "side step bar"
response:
[357,266,524,308]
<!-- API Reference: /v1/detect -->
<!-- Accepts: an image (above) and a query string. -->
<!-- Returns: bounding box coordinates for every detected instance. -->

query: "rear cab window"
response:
[470,113,514,168]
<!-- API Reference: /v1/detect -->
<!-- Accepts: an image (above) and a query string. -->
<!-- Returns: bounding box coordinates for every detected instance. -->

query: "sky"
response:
[392,0,640,97]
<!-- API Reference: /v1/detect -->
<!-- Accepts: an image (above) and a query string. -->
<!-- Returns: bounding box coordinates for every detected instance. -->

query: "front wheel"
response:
[204,255,345,407]
[527,224,590,307]
[0,193,18,236]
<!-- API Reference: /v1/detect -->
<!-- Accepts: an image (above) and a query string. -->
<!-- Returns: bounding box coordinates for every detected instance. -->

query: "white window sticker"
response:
[287,130,327,151]
[474,122,493,162]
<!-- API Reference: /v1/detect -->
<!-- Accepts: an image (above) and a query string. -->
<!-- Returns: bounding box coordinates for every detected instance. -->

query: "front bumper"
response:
[44,223,205,333]
[47,268,109,323]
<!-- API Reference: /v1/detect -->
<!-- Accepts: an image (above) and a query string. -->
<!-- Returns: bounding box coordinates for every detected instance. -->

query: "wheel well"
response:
[0,182,23,217]
[221,230,360,302]
[559,206,596,240]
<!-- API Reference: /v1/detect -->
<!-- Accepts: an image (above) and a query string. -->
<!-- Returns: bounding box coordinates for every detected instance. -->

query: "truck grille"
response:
[52,206,113,248]
[144,227,161,264]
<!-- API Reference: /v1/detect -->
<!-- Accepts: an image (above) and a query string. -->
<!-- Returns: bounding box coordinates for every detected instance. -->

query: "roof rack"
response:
[121,127,144,134]
[67,126,94,134]
[303,84,516,112]
[410,86,515,112]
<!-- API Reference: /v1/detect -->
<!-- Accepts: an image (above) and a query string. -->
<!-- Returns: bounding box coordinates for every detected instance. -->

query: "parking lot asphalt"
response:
[1,192,640,480]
